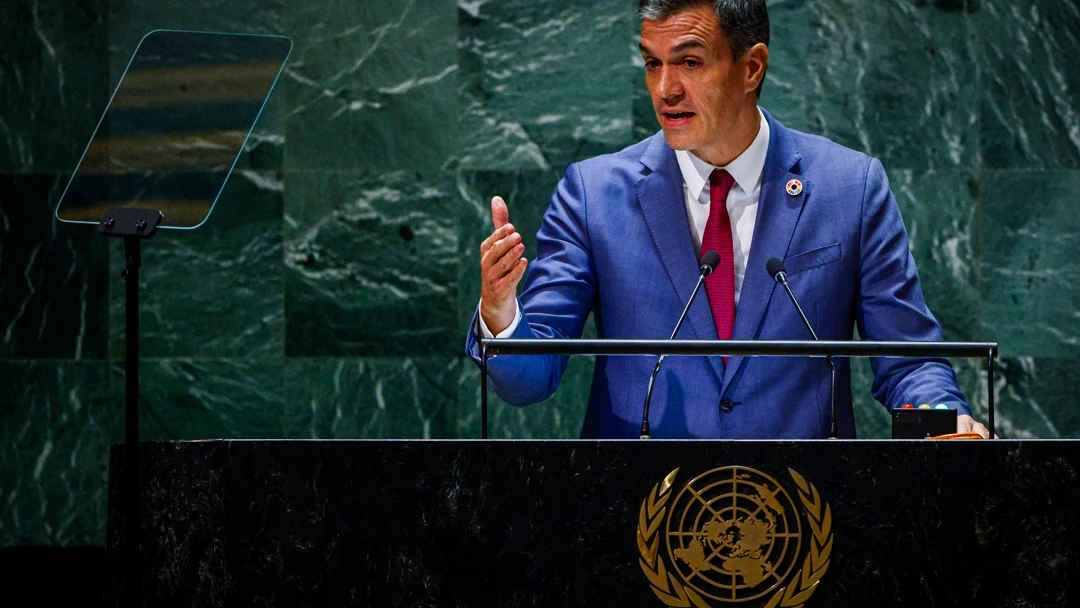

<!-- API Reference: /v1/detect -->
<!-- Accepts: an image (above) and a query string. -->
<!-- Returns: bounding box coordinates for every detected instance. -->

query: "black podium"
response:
[104,439,1080,607]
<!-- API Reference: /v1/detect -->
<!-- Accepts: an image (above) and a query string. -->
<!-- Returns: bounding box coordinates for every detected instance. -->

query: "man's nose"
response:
[657,66,684,103]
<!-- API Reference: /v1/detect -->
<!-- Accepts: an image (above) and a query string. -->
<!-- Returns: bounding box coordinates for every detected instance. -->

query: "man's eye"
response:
[645,59,661,69]
[685,59,700,68]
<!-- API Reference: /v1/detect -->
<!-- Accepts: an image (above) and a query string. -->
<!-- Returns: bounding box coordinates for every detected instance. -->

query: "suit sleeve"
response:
[855,158,972,415]
[465,163,597,406]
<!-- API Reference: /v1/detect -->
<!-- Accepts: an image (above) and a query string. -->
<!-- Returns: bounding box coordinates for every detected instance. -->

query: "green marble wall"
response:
[2,0,1079,547]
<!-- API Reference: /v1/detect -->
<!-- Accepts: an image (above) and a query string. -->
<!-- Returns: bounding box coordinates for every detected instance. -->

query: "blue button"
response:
[935,404,949,410]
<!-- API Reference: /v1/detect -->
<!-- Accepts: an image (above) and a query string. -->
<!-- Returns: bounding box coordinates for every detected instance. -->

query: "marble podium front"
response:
[105,440,1080,607]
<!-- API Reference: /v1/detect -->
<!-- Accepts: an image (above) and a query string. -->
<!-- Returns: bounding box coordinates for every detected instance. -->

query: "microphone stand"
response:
[641,252,718,439]
[774,270,838,439]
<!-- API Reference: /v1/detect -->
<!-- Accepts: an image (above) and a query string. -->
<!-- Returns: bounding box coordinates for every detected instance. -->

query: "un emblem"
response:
[637,467,833,608]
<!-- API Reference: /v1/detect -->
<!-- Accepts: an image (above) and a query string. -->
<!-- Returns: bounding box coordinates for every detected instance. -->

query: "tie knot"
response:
[710,169,736,203]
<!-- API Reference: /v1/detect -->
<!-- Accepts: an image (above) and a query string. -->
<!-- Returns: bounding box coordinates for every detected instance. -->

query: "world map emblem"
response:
[637,467,833,608]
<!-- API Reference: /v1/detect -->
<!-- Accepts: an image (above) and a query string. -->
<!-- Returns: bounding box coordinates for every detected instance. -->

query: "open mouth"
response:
[664,111,695,120]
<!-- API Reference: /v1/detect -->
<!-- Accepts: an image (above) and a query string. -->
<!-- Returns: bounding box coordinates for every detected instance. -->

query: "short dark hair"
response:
[639,0,769,95]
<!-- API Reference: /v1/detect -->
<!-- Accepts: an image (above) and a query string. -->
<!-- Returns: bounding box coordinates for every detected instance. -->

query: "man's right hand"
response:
[480,195,528,335]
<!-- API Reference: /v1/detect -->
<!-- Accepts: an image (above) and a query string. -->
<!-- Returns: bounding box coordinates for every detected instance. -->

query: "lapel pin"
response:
[786,179,803,196]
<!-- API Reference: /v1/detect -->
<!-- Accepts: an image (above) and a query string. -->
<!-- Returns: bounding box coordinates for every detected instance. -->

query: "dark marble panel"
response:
[978,0,1080,169]
[133,358,284,441]
[457,0,635,171]
[807,0,978,170]
[284,0,458,172]
[107,0,288,172]
[756,0,813,134]
[0,0,108,173]
[979,171,1080,359]
[889,169,982,341]
[282,357,457,439]
[108,171,284,358]
[989,357,1080,439]
[285,170,458,356]
[0,361,119,545]
[0,173,109,359]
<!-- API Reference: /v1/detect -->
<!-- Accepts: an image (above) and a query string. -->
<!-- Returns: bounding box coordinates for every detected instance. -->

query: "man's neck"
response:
[692,103,762,167]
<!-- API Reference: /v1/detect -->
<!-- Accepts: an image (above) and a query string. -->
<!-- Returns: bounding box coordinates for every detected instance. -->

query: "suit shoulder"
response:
[784,126,879,177]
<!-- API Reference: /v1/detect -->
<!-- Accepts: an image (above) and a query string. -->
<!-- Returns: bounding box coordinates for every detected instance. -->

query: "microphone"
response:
[640,250,721,439]
[766,257,838,439]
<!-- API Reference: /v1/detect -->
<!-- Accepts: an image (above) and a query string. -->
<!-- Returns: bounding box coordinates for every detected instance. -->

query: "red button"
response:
[901,403,915,409]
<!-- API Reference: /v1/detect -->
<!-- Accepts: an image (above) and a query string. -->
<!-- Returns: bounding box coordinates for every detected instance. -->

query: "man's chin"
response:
[660,130,696,151]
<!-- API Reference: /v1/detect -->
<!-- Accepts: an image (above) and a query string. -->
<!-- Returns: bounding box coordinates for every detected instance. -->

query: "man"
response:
[466,0,991,439]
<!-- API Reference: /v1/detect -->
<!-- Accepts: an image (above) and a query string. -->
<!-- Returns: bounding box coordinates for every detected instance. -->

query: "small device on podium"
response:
[891,404,958,439]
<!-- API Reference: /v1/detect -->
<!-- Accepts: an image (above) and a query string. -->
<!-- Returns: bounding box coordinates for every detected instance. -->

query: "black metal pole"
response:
[829,365,837,439]
[480,341,488,439]
[123,236,140,606]
[988,348,995,439]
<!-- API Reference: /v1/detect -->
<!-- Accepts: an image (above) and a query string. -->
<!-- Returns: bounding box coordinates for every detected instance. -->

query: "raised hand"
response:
[479,196,528,335]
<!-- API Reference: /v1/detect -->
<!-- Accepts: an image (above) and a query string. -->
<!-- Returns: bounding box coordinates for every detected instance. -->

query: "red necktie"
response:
[700,169,737,349]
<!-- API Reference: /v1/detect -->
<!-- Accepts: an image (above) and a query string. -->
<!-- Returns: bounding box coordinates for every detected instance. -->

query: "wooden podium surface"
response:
[106,440,1080,607]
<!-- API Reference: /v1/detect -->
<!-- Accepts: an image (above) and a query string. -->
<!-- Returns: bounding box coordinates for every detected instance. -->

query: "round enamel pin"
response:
[786,179,803,196]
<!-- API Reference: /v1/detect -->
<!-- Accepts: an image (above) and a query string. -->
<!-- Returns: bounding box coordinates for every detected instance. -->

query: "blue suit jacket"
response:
[467,108,969,439]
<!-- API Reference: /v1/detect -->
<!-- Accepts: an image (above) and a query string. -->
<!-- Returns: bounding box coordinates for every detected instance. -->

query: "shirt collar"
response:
[674,107,771,201]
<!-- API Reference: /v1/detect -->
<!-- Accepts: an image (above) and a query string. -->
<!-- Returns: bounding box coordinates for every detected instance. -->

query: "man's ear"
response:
[744,42,769,94]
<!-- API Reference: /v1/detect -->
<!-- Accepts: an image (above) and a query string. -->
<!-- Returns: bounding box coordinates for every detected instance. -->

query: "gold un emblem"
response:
[637,466,833,608]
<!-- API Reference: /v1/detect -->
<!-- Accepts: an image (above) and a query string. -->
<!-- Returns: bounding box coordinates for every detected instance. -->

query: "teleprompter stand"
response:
[50,30,292,607]
[98,206,163,607]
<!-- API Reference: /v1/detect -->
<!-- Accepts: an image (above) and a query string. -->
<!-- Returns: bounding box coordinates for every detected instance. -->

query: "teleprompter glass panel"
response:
[55,30,291,229]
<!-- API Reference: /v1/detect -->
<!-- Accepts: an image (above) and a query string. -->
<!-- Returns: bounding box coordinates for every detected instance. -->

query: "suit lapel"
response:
[721,111,809,397]
[635,134,725,386]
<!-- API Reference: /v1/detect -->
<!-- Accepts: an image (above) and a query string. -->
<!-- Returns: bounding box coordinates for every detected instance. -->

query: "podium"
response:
[104,439,1080,607]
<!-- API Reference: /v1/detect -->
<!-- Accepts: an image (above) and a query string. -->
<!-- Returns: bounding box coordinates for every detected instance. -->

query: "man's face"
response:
[639,6,749,161]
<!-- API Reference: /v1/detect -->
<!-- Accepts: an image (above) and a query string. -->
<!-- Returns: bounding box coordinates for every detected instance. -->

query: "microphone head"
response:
[766,257,786,280]
[700,250,721,275]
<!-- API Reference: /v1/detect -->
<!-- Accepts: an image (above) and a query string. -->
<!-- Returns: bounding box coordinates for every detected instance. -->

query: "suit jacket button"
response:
[719,398,734,413]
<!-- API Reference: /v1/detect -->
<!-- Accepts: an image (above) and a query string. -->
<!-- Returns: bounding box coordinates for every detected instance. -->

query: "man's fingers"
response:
[507,258,528,283]
[486,243,525,280]
[494,258,529,291]
[481,231,522,272]
[480,223,516,257]
[491,196,510,230]
[957,414,990,439]
[971,422,990,439]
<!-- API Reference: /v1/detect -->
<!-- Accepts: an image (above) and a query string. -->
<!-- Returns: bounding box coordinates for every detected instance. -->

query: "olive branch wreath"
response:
[636,468,832,608]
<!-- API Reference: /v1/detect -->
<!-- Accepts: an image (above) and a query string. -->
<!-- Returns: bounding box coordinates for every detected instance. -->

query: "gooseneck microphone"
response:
[640,250,721,439]
[766,257,838,439]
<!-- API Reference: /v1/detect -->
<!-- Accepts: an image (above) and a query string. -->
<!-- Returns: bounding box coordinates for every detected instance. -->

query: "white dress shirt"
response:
[480,109,771,338]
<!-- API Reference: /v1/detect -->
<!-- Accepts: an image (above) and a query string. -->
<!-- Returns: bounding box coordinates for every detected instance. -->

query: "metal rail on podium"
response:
[477,338,998,439]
